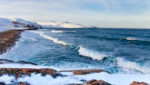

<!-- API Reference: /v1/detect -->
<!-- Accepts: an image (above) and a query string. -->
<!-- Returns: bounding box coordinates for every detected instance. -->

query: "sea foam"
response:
[116,57,150,74]
[0,72,149,85]
[51,30,63,33]
[126,37,137,41]
[78,46,110,60]
[31,31,70,46]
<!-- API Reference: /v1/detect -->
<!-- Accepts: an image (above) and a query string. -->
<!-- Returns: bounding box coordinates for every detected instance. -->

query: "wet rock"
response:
[0,82,5,85]
[17,60,37,65]
[0,68,61,78]
[130,81,149,85]
[73,69,106,75]
[0,59,14,64]
[87,79,97,84]
[18,82,30,85]
[87,80,112,85]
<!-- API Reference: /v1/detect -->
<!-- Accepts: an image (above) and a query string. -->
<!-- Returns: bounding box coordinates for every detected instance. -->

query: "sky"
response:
[0,0,150,28]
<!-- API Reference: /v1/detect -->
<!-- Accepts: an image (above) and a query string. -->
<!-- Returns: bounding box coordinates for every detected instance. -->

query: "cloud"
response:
[0,0,150,28]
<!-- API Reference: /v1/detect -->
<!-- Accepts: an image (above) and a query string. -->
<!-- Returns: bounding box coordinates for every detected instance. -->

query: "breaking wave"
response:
[116,57,150,74]
[51,30,63,33]
[78,46,110,60]
[126,37,137,41]
[31,31,70,46]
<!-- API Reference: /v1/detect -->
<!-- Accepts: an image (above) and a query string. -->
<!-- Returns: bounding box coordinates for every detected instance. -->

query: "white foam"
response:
[17,72,150,85]
[78,46,110,60]
[31,31,70,46]
[22,36,37,41]
[51,30,63,33]
[0,75,15,84]
[126,37,137,41]
[0,63,59,70]
[116,57,150,74]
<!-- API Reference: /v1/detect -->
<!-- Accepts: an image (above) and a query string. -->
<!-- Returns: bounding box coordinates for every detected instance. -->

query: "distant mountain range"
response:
[38,21,90,28]
[0,18,93,31]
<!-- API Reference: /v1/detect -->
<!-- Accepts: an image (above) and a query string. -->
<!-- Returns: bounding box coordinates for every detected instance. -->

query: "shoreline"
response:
[0,29,24,55]
[0,29,149,85]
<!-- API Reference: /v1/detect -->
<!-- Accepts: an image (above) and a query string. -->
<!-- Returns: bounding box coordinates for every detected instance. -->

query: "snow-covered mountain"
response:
[0,18,41,31]
[0,17,92,32]
[38,21,89,28]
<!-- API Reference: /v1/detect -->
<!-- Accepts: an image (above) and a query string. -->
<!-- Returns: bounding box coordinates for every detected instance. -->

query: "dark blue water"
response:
[1,28,150,74]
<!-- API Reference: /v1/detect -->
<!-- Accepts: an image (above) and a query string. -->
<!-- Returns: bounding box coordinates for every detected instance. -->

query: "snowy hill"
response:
[38,21,89,28]
[0,18,41,32]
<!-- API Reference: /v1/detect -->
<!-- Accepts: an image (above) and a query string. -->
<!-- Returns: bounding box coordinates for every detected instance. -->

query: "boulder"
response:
[130,81,149,85]
[0,68,60,78]
[18,82,30,85]
[0,82,5,85]
[87,80,111,85]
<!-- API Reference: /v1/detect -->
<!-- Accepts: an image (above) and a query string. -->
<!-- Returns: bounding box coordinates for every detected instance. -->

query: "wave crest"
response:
[116,57,150,74]
[31,31,70,46]
[126,37,137,41]
[78,46,110,60]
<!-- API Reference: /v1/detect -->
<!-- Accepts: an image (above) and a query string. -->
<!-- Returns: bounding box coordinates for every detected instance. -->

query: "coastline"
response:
[0,29,149,85]
[0,29,24,55]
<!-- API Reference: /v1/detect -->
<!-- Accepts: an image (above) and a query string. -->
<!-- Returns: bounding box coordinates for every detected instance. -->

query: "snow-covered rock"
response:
[0,18,41,32]
[38,21,89,28]
[12,18,42,30]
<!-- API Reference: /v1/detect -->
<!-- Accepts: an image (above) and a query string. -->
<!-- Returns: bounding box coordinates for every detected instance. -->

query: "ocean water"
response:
[1,28,150,74]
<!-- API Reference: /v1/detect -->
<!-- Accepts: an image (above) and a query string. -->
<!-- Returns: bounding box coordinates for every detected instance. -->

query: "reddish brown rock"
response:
[18,82,30,85]
[87,80,111,85]
[73,69,105,75]
[0,30,24,54]
[0,68,59,77]
[130,81,149,85]
[87,79,97,84]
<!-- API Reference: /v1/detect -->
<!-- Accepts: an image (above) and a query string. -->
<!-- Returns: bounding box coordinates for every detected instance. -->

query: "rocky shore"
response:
[0,19,149,85]
[0,29,24,54]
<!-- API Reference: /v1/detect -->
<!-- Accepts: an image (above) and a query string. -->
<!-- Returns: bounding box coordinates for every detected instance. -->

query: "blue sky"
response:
[0,0,150,28]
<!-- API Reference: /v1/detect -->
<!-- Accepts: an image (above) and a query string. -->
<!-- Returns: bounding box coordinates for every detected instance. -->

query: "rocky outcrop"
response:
[130,81,149,85]
[12,19,42,30]
[59,69,109,75]
[86,80,111,85]
[73,69,107,75]
[0,30,24,54]
[0,68,60,78]
[18,82,30,85]
[69,80,111,85]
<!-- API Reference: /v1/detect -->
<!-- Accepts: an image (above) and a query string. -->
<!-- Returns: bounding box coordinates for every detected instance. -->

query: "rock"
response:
[87,80,111,85]
[0,59,14,64]
[17,60,37,65]
[130,81,149,85]
[0,68,60,77]
[87,79,97,84]
[0,30,23,54]
[0,82,5,85]
[73,69,106,75]
[18,82,30,85]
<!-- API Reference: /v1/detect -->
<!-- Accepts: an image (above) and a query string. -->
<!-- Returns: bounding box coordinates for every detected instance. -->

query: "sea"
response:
[0,28,150,85]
